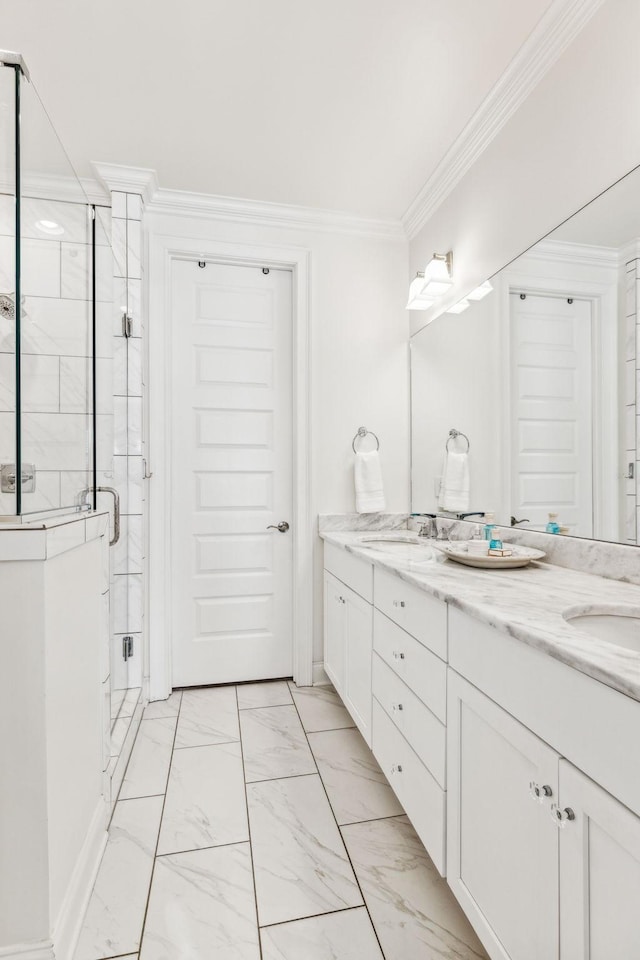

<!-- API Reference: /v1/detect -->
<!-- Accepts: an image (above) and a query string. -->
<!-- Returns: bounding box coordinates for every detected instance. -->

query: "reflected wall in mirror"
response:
[411,164,640,545]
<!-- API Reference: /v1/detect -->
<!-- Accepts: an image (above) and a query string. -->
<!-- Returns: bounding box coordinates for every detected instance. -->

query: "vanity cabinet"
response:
[447,670,560,960]
[448,607,640,960]
[323,546,373,746]
[559,760,640,959]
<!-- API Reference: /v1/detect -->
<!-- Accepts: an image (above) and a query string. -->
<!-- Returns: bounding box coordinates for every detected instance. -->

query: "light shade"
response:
[467,280,493,301]
[406,273,435,310]
[421,252,453,297]
[446,299,470,315]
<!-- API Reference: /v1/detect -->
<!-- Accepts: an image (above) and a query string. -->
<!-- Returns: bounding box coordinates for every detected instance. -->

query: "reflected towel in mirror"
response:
[355,451,386,513]
[438,450,470,513]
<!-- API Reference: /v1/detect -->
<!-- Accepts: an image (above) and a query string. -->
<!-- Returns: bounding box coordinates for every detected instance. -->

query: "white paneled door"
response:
[170,260,293,686]
[510,293,593,537]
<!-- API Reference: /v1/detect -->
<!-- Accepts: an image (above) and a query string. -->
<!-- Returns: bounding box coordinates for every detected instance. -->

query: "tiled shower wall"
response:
[625,257,638,544]
[105,190,145,691]
[0,196,113,515]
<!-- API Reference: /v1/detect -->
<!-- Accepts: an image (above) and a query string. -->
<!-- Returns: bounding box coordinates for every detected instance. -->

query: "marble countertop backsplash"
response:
[320,522,640,705]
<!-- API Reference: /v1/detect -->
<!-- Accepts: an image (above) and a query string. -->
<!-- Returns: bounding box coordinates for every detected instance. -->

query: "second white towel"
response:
[355,450,386,513]
[438,450,470,513]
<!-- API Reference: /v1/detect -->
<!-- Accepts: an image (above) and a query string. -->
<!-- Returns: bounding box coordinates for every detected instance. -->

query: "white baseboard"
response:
[52,799,108,960]
[0,941,55,960]
[312,661,330,685]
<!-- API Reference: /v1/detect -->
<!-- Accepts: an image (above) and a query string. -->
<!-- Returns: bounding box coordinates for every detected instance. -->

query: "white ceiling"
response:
[0,0,553,219]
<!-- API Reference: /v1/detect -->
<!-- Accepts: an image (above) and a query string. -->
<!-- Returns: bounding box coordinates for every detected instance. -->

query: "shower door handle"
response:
[96,486,121,546]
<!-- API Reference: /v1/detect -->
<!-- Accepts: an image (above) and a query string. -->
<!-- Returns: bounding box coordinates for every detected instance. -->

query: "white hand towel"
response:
[438,450,470,513]
[355,451,386,514]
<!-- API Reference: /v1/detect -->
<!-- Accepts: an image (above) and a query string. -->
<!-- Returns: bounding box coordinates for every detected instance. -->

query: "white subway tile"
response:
[127,220,142,280]
[126,194,142,221]
[21,412,91,471]
[61,242,92,300]
[19,470,61,514]
[114,396,128,456]
[112,218,127,278]
[1,297,92,357]
[127,397,142,455]
[111,192,127,219]
[22,198,90,244]
[128,339,142,397]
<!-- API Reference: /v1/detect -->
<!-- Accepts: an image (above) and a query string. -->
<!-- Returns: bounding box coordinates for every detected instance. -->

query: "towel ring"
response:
[447,428,470,453]
[352,426,380,453]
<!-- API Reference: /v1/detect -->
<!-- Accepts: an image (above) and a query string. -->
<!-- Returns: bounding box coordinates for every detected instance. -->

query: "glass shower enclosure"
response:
[0,51,112,519]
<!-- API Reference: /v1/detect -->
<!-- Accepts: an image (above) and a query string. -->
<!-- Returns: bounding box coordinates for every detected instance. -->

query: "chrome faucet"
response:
[418,518,435,538]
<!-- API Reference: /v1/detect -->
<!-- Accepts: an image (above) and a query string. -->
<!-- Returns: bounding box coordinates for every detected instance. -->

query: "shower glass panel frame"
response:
[0,52,98,519]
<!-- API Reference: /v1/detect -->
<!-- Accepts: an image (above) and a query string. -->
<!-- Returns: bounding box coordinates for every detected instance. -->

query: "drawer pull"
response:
[393,600,406,608]
[391,764,403,774]
[552,805,575,826]
[392,702,404,712]
[392,651,406,660]
[530,781,553,802]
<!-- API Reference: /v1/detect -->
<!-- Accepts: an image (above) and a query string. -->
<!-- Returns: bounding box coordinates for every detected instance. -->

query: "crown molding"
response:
[620,239,640,266]
[146,186,406,241]
[524,237,620,269]
[0,171,109,206]
[402,0,607,240]
[91,162,159,205]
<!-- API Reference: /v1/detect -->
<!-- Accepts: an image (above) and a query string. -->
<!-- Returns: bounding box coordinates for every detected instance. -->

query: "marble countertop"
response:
[321,531,640,704]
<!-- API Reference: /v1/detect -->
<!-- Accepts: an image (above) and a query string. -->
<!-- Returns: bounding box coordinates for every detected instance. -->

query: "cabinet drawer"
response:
[374,566,446,658]
[372,654,445,787]
[373,609,446,722]
[324,542,373,602]
[372,699,445,875]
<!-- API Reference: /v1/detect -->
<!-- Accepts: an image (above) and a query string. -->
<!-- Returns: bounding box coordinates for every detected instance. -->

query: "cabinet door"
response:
[559,760,640,959]
[447,670,559,960]
[343,586,373,746]
[323,571,346,693]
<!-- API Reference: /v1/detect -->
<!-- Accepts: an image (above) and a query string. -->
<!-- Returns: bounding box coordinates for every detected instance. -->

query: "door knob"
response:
[267,521,290,533]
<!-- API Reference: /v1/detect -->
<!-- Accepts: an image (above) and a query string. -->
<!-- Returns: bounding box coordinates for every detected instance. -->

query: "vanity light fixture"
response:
[405,251,453,310]
[446,299,470,314]
[35,219,64,236]
[406,273,436,310]
[420,251,453,297]
[467,280,493,301]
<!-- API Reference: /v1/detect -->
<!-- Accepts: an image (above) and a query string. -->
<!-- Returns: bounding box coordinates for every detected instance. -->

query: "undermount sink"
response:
[563,605,640,653]
[358,535,437,561]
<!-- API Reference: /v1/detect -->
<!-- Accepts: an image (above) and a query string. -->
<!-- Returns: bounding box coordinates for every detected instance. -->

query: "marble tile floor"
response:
[75,681,487,960]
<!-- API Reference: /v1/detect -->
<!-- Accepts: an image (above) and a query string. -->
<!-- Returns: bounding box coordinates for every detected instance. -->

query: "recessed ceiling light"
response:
[35,219,64,236]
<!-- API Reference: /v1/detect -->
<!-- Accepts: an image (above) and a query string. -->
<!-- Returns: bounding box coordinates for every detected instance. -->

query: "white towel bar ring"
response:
[352,426,380,453]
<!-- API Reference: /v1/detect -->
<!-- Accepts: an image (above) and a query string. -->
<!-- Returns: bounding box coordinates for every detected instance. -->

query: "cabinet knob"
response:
[391,764,403,774]
[392,702,404,712]
[338,596,346,604]
[392,651,405,660]
[551,805,575,826]
[530,781,553,802]
[393,600,406,608]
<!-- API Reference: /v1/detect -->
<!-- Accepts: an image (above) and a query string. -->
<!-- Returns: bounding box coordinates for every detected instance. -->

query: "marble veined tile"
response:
[157,741,248,855]
[239,705,316,782]
[341,816,488,960]
[74,796,163,960]
[140,843,260,960]
[260,907,384,960]
[144,690,182,719]
[308,727,403,824]
[247,774,362,926]
[175,685,240,748]
[119,717,177,800]
[289,683,355,733]
[237,680,293,710]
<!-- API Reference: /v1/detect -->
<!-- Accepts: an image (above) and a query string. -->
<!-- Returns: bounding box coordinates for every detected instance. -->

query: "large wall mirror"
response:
[411,164,640,546]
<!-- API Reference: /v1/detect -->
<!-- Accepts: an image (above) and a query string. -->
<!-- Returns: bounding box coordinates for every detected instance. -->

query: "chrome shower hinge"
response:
[122,636,134,661]
[122,313,133,338]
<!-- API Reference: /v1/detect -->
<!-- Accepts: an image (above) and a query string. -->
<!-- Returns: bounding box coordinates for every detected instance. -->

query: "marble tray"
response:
[441,542,546,569]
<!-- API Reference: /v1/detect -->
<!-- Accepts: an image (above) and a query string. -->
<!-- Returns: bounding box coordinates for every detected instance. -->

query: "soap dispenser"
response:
[483,512,496,541]
[546,512,560,534]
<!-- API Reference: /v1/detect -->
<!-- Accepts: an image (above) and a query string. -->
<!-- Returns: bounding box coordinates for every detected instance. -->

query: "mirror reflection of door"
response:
[510,292,593,537]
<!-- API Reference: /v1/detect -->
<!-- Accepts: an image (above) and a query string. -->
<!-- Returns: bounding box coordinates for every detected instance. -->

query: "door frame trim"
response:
[498,242,619,541]
[147,234,313,699]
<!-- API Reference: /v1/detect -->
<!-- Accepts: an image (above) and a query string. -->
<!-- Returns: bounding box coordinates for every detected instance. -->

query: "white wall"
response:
[146,209,409,673]
[409,0,640,332]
